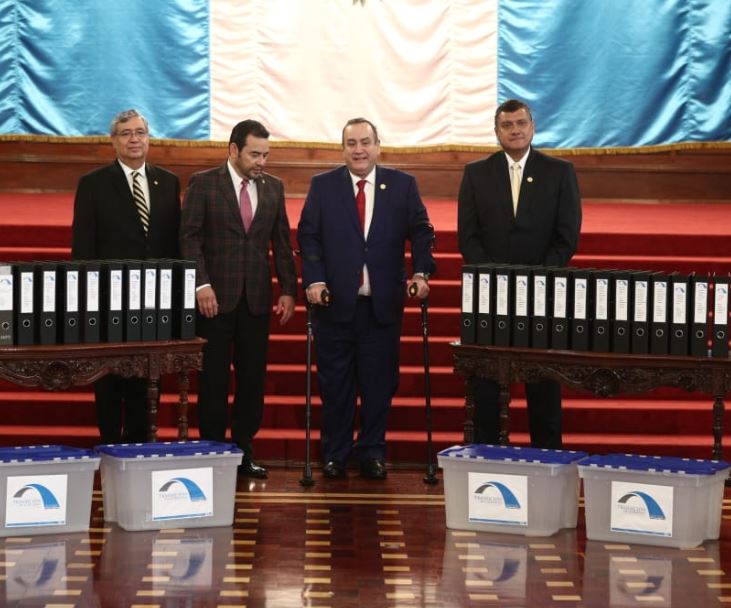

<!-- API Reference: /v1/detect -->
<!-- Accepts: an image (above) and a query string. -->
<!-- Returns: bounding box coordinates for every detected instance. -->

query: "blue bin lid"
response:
[95,440,242,459]
[437,444,587,465]
[0,445,98,463]
[578,453,731,475]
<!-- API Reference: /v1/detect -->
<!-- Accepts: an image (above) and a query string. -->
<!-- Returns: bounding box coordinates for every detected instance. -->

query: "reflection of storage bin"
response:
[437,444,586,536]
[578,454,730,548]
[96,441,242,531]
[0,445,99,537]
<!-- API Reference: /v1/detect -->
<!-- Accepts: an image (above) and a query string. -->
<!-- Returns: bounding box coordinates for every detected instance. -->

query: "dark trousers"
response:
[196,294,270,456]
[94,375,148,444]
[473,378,563,449]
[314,298,401,464]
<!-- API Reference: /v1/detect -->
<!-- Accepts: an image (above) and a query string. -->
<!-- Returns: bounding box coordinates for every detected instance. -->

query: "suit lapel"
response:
[368,165,387,243]
[516,148,537,220]
[113,160,146,234]
[494,154,515,222]
[219,163,245,232]
[338,167,362,237]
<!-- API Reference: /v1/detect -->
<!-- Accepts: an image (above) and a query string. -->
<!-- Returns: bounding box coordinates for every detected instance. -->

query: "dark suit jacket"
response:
[458,147,581,266]
[72,160,181,260]
[179,164,297,315]
[297,165,436,325]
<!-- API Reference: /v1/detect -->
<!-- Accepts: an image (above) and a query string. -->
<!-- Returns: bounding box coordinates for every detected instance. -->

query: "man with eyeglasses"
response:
[457,98,582,449]
[72,108,181,443]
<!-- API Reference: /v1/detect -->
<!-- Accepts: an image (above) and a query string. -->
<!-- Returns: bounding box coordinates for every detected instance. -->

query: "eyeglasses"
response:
[115,129,148,139]
[497,119,531,131]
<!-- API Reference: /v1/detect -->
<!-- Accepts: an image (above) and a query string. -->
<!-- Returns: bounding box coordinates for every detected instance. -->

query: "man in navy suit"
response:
[297,117,436,480]
[72,109,181,443]
[458,99,582,448]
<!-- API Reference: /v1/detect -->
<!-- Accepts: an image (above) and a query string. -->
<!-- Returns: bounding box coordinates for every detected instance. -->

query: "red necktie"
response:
[356,179,366,233]
[240,179,253,232]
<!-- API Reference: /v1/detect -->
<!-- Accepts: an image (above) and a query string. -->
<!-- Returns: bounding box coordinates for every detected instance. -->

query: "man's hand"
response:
[408,275,430,300]
[275,295,296,325]
[306,283,329,306]
[196,285,219,318]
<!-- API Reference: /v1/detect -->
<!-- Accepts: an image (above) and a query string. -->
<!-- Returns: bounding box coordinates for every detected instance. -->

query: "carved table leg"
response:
[712,394,724,461]
[463,376,475,444]
[498,381,510,446]
[146,377,160,442]
[178,371,190,440]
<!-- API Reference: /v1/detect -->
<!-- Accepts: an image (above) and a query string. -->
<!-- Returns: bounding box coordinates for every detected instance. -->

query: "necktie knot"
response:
[357,179,366,192]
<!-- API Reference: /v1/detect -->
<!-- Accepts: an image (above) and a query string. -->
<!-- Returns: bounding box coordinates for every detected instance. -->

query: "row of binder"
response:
[0,260,197,346]
[460,264,730,358]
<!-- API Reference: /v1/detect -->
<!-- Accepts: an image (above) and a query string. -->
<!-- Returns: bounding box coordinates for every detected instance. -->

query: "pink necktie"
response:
[356,179,366,232]
[240,179,253,232]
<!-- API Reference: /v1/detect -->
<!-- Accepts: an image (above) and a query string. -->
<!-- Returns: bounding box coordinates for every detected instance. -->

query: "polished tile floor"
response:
[1,466,731,607]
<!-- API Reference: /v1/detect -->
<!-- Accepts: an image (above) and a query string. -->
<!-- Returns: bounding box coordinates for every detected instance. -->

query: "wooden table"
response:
[451,343,731,460]
[0,338,205,441]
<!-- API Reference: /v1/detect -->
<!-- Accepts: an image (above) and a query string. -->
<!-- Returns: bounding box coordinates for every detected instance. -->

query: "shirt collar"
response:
[349,166,376,188]
[227,160,254,189]
[504,148,530,170]
[119,160,146,178]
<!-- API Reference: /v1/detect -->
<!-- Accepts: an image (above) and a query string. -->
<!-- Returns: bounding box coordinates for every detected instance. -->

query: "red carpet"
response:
[1,192,730,461]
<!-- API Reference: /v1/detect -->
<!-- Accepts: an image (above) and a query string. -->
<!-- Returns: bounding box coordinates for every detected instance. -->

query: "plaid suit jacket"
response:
[180,163,297,315]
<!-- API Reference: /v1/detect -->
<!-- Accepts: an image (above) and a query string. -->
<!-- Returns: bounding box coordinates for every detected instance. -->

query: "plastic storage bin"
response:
[97,441,242,531]
[578,453,731,548]
[0,445,100,537]
[437,444,587,536]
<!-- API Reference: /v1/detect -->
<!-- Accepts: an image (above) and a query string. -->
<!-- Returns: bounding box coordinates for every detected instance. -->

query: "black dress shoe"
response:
[322,461,346,479]
[238,459,268,479]
[360,459,387,480]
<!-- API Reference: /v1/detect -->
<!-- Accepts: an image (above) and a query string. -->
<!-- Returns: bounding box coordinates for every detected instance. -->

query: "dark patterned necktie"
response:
[132,171,149,234]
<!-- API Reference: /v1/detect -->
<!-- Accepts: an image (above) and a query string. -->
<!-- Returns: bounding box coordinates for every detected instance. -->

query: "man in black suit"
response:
[179,120,298,479]
[72,109,181,444]
[458,99,582,448]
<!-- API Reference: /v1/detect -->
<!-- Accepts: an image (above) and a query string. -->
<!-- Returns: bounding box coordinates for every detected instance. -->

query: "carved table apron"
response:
[0,339,205,442]
[451,343,731,461]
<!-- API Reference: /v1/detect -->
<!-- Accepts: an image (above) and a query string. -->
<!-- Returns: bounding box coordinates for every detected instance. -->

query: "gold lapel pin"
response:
[379,183,386,190]
[527,177,533,183]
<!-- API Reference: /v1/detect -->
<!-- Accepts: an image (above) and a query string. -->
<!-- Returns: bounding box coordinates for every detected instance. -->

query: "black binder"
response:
[630,271,651,354]
[173,260,197,339]
[460,265,477,345]
[156,259,174,341]
[690,273,710,357]
[711,274,729,358]
[35,262,57,345]
[550,268,570,350]
[476,264,494,346]
[0,264,13,345]
[124,261,142,342]
[511,266,531,347]
[669,272,690,356]
[493,265,512,346]
[58,262,81,344]
[649,272,669,356]
[531,267,550,349]
[141,261,158,341]
[101,261,124,342]
[80,261,101,343]
[13,263,35,345]
[570,268,591,351]
[611,270,632,354]
[591,270,611,352]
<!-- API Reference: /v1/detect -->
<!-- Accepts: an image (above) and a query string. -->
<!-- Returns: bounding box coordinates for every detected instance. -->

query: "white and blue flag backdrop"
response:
[0,0,729,149]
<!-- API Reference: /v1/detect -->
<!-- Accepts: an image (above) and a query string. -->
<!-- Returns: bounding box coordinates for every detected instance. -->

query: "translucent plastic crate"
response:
[437,444,586,536]
[578,453,730,548]
[0,445,99,537]
[96,441,242,531]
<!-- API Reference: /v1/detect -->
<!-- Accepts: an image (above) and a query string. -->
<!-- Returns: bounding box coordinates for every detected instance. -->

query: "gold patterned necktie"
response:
[132,171,149,234]
[510,163,521,216]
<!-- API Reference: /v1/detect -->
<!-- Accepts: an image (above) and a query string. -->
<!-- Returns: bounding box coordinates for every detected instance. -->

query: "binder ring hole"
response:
[112,318,120,325]
[498,321,506,329]
[44,319,52,327]
[536,323,544,331]
[69,319,77,327]
[597,326,605,335]
[716,330,726,340]
[674,329,683,338]
[576,325,584,334]
[695,330,704,339]
[22,320,31,328]
[463,319,472,327]
[617,327,626,336]
[145,315,153,324]
[162,315,169,323]
[185,314,193,323]
[517,322,525,330]
[556,325,564,333]
[131,316,139,325]
[655,329,663,337]
[636,328,645,337]
[89,318,96,326]
[1,322,8,330]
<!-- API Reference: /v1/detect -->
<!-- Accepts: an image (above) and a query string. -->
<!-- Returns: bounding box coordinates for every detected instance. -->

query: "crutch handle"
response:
[408,282,418,297]
[321,288,331,306]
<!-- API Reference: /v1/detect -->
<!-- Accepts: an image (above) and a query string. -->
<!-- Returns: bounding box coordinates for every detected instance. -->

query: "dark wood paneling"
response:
[0,139,729,200]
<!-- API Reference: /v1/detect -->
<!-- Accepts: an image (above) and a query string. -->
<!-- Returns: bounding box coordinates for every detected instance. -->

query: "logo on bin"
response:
[12,484,61,510]
[616,491,666,520]
[474,481,521,509]
[157,477,207,502]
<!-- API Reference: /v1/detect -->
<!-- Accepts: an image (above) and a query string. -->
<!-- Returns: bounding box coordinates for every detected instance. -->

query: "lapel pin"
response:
[379,183,386,190]
[153,180,159,186]
[527,176,533,183]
